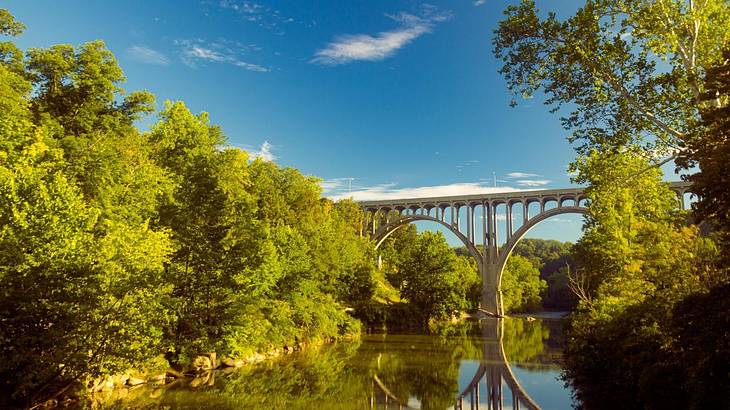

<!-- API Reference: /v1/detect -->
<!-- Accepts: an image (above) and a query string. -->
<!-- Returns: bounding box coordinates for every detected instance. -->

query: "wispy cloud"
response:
[217,0,293,32]
[547,217,579,224]
[249,141,276,161]
[311,7,451,65]
[176,38,269,72]
[504,171,551,187]
[126,45,170,66]
[320,177,355,193]
[456,159,479,172]
[328,181,523,201]
[474,0,487,5]
[515,179,551,187]
[506,172,539,179]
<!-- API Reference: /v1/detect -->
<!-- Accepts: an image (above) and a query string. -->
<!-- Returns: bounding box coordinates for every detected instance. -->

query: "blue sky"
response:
[6,0,598,243]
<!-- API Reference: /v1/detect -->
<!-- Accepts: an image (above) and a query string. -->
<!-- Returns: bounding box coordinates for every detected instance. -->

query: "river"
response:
[85,317,573,409]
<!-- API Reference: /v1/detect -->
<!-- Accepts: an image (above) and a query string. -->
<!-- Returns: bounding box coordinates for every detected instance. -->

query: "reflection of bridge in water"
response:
[370,318,543,410]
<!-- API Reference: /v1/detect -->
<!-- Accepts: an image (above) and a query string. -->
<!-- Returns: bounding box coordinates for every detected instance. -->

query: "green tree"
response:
[395,231,479,327]
[501,255,546,313]
[0,17,174,405]
[149,101,279,361]
[493,0,730,156]
[512,238,576,309]
[678,50,730,272]
[563,150,719,409]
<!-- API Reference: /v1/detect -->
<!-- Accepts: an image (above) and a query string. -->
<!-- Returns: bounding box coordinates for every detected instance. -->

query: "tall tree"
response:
[678,50,730,271]
[493,0,730,158]
[0,14,174,406]
[563,149,719,409]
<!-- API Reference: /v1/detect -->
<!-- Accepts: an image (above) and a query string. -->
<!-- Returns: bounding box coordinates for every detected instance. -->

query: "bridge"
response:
[360,181,693,316]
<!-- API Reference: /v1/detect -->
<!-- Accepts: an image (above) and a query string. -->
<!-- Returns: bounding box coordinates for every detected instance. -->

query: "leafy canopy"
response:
[493,0,730,156]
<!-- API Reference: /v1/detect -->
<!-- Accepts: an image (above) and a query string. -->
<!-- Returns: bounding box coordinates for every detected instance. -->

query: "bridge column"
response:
[506,202,513,240]
[482,202,488,249]
[480,262,503,316]
[523,201,529,225]
[470,205,476,243]
[679,191,686,210]
[466,206,471,242]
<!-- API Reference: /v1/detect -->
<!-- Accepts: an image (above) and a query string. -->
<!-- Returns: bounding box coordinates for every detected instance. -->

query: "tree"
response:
[501,255,546,313]
[512,238,576,309]
[562,149,719,409]
[678,50,730,272]
[396,231,479,327]
[493,0,730,157]
[0,17,173,406]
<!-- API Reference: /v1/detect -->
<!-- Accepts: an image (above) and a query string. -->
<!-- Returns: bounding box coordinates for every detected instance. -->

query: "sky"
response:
[5,0,606,244]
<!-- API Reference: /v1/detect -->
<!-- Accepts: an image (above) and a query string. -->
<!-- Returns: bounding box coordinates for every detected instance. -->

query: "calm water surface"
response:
[90,317,573,409]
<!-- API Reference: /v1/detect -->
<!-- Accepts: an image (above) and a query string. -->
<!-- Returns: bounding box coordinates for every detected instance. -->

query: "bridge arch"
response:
[371,214,484,273]
[494,206,587,298]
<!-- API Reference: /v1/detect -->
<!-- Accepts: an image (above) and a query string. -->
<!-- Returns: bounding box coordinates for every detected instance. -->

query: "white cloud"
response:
[506,172,539,179]
[329,182,523,202]
[176,39,269,72]
[320,177,355,193]
[516,179,551,187]
[250,141,276,161]
[474,0,487,5]
[126,45,169,66]
[311,8,451,65]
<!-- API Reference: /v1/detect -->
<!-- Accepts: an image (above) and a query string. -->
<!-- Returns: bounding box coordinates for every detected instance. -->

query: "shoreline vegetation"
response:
[0,11,562,408]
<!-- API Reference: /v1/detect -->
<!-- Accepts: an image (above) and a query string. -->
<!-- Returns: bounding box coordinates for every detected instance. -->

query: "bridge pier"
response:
[480,263,503,317]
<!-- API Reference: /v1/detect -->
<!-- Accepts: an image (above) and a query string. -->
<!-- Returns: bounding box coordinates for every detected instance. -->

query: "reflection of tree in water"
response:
[95,319,561,410]
[97,341,366,410]
[372,334,483,409]
[502,318,549,364]
[503,318,567,372]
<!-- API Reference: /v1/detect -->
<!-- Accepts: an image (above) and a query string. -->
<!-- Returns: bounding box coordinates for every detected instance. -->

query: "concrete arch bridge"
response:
[359,182,693,317]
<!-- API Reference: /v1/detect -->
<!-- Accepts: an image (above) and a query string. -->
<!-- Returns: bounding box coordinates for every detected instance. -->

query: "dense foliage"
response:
[500,255,546,313]
[0,11,375,407]
[374,227,480,329]
[679,50,730,271]
[494,1,730,408]
[563,150,722,409]
[512,239,576,310]
[493,0,730,156]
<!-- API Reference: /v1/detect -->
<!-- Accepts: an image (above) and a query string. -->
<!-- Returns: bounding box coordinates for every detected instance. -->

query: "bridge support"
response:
[480,263,503,317]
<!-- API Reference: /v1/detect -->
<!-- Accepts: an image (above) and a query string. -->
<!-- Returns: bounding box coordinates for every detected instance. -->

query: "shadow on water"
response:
[82,318,573,410]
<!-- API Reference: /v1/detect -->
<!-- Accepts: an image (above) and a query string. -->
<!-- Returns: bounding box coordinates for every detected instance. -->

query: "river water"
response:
[88,317,573,409]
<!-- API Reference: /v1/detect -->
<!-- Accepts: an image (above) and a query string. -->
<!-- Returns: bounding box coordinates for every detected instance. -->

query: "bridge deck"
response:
[359,181,692,210]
